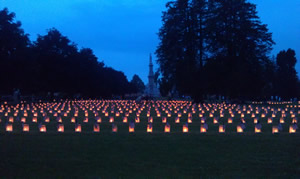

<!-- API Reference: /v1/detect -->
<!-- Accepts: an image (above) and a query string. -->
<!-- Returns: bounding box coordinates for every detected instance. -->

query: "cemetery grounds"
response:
[0,100,299,178]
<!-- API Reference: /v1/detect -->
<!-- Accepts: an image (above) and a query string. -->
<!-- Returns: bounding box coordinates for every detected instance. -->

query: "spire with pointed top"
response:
[148,53,154,77]
[145,53,160,98]
[149,53,153,66]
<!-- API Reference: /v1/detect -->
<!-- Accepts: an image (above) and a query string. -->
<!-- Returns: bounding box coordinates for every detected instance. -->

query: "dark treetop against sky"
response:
[1,0,299,83]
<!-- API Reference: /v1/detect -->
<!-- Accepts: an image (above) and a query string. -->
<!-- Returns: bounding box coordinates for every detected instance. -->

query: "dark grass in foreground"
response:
[1,133,300,178]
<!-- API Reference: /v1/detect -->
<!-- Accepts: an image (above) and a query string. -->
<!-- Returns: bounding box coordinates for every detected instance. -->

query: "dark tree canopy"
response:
[0,8,29,58]
[275,49,298,99]
[156,0,297,101]
[156,0,198,96]
[0,7,298,101]
[0,8,30,93]
[205,0,275,99]
[0,8,133,99]
[130,74,145,94]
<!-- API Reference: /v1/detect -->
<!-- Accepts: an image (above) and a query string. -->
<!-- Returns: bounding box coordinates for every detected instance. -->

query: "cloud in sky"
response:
[1,0,299,83]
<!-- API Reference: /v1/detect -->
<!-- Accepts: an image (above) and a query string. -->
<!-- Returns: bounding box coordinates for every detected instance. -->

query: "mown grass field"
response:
[0,100,300,178]
[1,133,300,178]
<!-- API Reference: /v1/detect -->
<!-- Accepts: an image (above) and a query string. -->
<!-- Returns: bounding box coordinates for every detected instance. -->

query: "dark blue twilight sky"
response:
[1,0,299,83]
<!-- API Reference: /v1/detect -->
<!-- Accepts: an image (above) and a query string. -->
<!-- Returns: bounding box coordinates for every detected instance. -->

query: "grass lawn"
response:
[1,132,300,178]
[1,101,300,178]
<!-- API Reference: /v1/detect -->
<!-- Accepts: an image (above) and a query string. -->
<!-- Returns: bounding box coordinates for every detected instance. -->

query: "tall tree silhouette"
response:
[157,0,276,100]
[156,0,199,97]
[130,74,145,93]
[33,28,78,93]
[275,49,298,99]
[0,8,30,93]
[0,8,134,98]
[32,28,132,98]
[205,0,274,99]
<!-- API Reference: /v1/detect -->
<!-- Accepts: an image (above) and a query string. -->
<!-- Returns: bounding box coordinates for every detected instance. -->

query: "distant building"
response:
[144,54,160,98]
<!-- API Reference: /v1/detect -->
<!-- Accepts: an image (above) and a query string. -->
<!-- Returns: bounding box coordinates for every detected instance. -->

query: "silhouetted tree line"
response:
[156,0,299,101]
[0,8,145,98]
[130,74,146,94]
